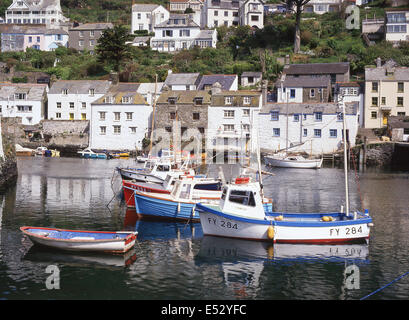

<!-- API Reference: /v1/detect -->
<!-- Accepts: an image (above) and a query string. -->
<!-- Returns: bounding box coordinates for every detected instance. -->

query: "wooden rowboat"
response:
[21,226,137,253]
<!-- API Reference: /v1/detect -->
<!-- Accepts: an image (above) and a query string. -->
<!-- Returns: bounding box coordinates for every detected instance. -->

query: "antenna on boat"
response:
[149,74,158,156]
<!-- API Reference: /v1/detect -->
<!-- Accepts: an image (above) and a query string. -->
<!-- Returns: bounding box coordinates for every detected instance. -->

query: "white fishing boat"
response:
[118,159,195,184]
[77,147,107,159]
[264,153,323,169]
[197,99,373,244]
[21,226,137,254]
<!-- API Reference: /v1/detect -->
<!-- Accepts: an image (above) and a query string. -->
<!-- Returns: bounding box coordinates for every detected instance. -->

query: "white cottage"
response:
[206,84,262,162]
[90,83,152,151]
[131,4,170,33]
[0,83,47,125]
[258,102,359,155]
[48,80,111,121]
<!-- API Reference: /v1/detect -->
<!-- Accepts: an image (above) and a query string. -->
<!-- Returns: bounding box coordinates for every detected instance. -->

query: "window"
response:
[100,126,106,135]
[90,30,95,37]
[163,30,173,37]
[225,96,232,105]
[251,15,259,21]
[129,127,137,134]
[371,111,377,119]
[69,113,74,120]
[310,89,315,98]
[82,102,86,109]
[223,124,234,132]
[62,89,68,95]
[228,190,256,207]
[192,112,200,120]
[79,31,84,37]
[56,102,61,108]
[303,128,308,137]
[29,36,32,43]
[113,125,121,134]
[397,97,404,106]
[314,129,322,138]
[398,82,404,93]
[122,96,131,104]
[81,113,86,120]
[55,112,61,119]
[168,97,176,105]
[69,102,74,108]
[293,114,299,122]
[214,10,218,16]
[337,112,343,121]
[89,88,95,96]
[273,128,280,137]
[371,97,378,106]
[126,112,133,120]
[99,111,106,120]
[224,110,235,118]
[314,112,322,122]
[179,30,190,37]
[290,89,296,98]
[224,11,228,16]
[372,82,378,92]
[271,111,279,121]
[243,109,250,117]
[169,112,176,120]
[114,112,120,121]
[243,96,251,105]
[79,40,84,47]
[194,97,203,105]
[381,97,386,105]
[397,112,406,116]
[242,124,250,132]
[329,129,337,138]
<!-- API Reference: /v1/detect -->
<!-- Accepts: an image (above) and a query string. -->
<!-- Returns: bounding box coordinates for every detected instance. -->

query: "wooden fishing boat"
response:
[197,179,373,244]
[21,226,137,253]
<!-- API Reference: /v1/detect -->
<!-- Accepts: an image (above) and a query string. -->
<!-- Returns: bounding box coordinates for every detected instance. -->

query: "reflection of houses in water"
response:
[17,174,116,210]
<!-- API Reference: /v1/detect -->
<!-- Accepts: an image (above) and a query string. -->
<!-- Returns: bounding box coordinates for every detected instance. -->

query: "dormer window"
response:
[62,89,68,95]
[89,88,95,96]
[168,97,177,105]
[243,96,251,105]
[14,93,26,100]
[225,96,232,105]
[122,96,131,104]
[104,96,113,103]
[194,97,203,105]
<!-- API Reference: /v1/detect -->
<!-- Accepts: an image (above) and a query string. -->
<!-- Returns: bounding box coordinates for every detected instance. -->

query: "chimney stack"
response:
[376,57,382,68]
[285,54,290,66]
[109,71,119,85]
[211,82,222,95]
[261,80,268,106]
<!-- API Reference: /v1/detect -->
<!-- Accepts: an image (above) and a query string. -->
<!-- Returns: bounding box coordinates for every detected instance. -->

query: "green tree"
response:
[95,25,133,72]
[286,0,311,53]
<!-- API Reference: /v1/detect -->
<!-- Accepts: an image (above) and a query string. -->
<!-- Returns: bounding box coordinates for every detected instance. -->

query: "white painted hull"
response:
[199,209,371,244]
[26,235,136,253]
[119,169,165,184]
[265,156,323,169]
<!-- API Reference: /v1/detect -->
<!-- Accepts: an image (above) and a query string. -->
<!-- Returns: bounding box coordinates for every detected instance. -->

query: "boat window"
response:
[171,182,181,197]
[229,190,256,207]
[180,184,191,199]
[221,188,227,200]
[157,165,170,172]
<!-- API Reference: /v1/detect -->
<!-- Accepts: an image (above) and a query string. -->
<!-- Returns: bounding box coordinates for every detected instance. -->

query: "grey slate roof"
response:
[0,83,47,100]
[260,102,358,115]
[69,23,113,31]
[196,29,216,39]
[49,80,111,95]
[283,62,350,75]
[365,60,409,81]
[197,74,237,90]
[0,24,67,34]
[279,75,331,88]
[132,4,160,12]
[156,14,200,28]
[207,0,243,9]
[164,72,201,86]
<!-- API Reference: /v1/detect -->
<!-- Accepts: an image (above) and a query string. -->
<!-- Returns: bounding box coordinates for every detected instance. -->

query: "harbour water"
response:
[0,156,409,300]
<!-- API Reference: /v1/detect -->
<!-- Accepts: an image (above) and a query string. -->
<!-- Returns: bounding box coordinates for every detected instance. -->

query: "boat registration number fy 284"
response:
[207,217,238,230]
[330,226,363,236]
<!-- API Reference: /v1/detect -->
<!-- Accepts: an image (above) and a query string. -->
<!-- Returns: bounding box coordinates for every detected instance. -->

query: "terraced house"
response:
[364,58,409,128]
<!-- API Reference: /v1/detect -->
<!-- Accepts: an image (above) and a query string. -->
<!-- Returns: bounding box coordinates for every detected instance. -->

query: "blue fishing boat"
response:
[133,177,273,222]
[77,148,107,159]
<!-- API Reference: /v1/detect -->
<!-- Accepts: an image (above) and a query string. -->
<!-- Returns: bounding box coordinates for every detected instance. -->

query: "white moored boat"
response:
[264,153,323,169]
[197,179,373,244]
[21,226,138,253]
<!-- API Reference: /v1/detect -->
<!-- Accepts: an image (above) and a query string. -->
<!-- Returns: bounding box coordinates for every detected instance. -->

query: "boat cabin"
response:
[170,178,222,202]
[219,178,266,219]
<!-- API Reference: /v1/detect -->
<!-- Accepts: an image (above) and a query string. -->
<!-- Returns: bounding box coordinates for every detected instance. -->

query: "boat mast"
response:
[286,91,289,152]
[149,74,158,156]
[341,96,349,216]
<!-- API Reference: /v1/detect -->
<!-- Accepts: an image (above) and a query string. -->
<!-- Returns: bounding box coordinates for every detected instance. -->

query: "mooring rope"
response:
[360,270,409,300]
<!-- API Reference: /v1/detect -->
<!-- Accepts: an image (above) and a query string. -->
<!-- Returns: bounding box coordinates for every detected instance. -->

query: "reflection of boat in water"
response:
[197,235,369,262]
[23,245,137,268]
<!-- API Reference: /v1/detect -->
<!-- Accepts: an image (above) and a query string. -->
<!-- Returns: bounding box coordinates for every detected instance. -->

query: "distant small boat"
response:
[109,152,130,159]
[35,146,48,156]
[264,153,323,169]
[78,148,107,159]
[21,226,138,253]
[15,144,34,156]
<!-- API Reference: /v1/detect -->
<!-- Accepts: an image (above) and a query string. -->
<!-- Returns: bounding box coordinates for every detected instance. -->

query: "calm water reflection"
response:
[0,157,408,300]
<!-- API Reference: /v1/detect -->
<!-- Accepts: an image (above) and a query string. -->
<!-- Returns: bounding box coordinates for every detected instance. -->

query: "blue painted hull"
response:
[134,193,199,222]
[82,153,107,159]
[134,192,273,222]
